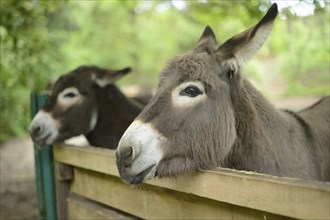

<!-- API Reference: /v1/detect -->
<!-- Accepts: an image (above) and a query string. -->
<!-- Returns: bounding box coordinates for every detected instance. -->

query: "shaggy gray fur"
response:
[135,4,329,181]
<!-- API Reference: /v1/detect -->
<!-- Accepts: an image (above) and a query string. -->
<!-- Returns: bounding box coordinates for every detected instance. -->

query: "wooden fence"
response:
[53,143,330,220]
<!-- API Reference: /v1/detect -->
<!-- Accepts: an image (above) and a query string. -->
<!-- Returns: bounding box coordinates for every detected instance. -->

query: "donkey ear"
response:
[195,26,217,52]
[113,67,132,78]
[217,3,278,64]
[92,67,132,88]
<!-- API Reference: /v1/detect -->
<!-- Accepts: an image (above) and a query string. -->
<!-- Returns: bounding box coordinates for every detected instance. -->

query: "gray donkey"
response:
[116,3,330,185]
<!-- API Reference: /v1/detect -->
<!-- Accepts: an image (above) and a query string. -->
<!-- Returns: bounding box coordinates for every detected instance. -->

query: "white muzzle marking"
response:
[29,110,59,146]
[117,120,165,183]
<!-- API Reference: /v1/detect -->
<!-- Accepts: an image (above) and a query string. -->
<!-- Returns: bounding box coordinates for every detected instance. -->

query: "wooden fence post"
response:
[55,162,73,219]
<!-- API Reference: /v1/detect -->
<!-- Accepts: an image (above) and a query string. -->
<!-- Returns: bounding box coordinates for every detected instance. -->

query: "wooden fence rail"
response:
[53,143,330,220]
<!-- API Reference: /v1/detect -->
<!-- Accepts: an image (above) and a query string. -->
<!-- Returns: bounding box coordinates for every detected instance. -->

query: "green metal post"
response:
[30,93,57,220]
[30,93,45,219]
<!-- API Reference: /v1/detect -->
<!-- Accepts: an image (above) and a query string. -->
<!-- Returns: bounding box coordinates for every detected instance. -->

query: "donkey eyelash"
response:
[57,87,83,108]
[171,81,207,108]
[179,85,203,97]
[60,87,81,99]
[64,92,77,98]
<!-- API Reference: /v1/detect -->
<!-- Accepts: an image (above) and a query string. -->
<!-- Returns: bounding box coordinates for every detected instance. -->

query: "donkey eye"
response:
[64,92,76,98]
[180,86,203,97]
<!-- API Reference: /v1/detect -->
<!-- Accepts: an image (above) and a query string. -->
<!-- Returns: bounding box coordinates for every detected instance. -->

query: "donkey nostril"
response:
[124,146,133,159]
[31,126,42,137]
[124,146,133,157]
[122,146,133,166]
[36,126,41,134]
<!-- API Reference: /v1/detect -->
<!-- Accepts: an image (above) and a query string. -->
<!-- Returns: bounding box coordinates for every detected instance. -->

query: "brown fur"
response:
[38,66,143,149]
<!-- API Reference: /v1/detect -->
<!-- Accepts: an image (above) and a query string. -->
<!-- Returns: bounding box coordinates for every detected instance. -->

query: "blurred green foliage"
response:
[0,0,329,143]
[1,0,72,142]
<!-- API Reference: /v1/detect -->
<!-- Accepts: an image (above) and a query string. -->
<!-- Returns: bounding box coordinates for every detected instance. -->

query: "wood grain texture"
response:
[54,144,330,219]
[71,167,289,220]
[55,163,73,220]
[67,194,138,220]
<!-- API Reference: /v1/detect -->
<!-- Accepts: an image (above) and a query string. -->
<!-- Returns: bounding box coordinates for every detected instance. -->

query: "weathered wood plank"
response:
[153,170,330,220]
[67,194,138,220]
[56,162,73,181]
[71,167,288,220]
[54,144,330,219]
[54,144,117,175]
[55,163,73,220]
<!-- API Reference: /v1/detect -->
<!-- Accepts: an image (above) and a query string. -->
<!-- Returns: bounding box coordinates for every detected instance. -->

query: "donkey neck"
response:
[85,85,142,149]
[242,79,281,128]
[225,77,297,173]
[230,78,280,139]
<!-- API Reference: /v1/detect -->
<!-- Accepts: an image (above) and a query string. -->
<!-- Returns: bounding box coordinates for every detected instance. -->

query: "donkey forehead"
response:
[160,53,221,86]
[178,53,215,73]
[52,72,93,94]
[43,74,94,112]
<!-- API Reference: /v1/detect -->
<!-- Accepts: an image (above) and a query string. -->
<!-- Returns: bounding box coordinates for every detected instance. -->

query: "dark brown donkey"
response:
[29,66,144,149]
[116,4,330,184]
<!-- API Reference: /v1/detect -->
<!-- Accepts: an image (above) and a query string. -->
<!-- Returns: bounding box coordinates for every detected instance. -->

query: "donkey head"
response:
[29,66,131,146]
[116,4,278,184]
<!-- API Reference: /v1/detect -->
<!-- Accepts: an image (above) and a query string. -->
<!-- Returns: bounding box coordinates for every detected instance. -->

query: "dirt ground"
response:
[0,138,37,220]
[0,96,320,220]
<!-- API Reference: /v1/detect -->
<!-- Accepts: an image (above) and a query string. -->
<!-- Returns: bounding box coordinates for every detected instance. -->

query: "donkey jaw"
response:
[29,110,59,146]
[116,120,165,184]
